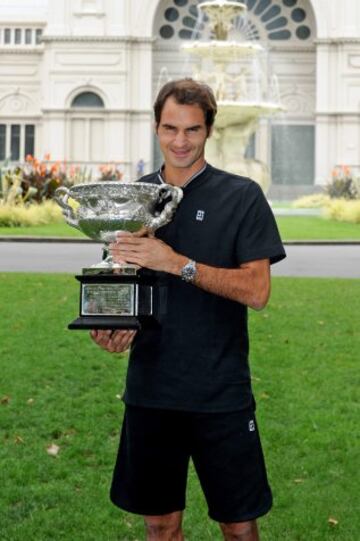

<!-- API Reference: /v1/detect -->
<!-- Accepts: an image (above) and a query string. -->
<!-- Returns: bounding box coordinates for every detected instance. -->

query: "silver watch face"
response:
[181,260,196,282]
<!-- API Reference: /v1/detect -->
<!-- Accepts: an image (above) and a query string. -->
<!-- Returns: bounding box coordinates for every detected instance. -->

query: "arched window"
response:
[68,91,105,163]
[155,0,315,43]
[71,91,104,108]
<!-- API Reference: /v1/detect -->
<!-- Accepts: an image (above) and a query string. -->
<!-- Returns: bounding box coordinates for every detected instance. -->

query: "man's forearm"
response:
[111,234,270,310]
[166,254,270,310]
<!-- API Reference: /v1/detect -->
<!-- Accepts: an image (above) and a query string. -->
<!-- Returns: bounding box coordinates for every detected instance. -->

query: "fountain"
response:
[182,0,283,193]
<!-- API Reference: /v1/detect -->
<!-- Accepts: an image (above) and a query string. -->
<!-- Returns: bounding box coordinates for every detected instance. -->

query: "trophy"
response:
[54,181,183,330]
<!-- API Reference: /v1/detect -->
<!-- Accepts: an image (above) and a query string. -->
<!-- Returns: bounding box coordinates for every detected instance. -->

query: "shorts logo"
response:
[196,210,205,221]
[248,420,255,432]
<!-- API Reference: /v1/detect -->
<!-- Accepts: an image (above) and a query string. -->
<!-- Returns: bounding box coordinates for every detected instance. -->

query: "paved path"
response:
[0,241,359,278]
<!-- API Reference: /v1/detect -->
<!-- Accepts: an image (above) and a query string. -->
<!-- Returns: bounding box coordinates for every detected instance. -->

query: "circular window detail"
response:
[179,29,198,40]
[159,25,175,39]
[165,7,179,22]
[247,0,257,10]
[183,16,196,29]
[189,5,199,18]
[174,0,188,6]
[282,0,297,7]
[268,29,291,40]
[291,8,306,22]
[261,5,281,23]
[266,16,288,31]
[296,25,311,39]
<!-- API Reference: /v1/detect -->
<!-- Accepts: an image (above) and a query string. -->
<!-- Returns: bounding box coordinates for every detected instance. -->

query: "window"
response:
[69,92,106,162]
[0,125,6,161]
[15,28,22,44]
[71,92,105,108]
[11,125,21,161]
[35,29,43,44]
[0,124,36,162]
[4,28,11,44]
[25,125,35,157]
[25,29,32,45]
[245,133,256,160]
[271,125,315,185]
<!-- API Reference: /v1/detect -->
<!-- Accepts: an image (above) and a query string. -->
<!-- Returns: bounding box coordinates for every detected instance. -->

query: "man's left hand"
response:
[110,232,183,273]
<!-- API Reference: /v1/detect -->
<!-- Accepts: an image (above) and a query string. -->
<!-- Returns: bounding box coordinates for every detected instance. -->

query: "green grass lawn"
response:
[0,274,359,540]
[0,216,359,241]
[275,216,360,241]
[0,222,86,238]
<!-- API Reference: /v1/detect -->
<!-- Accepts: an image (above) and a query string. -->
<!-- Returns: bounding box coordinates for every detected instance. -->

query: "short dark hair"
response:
[154,78,217,133]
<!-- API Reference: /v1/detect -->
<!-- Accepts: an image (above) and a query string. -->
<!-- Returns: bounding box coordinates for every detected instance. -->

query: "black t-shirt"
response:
[123,164,286,412]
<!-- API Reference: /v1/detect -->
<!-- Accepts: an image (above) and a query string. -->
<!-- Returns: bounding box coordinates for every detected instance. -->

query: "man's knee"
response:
[144,511,183,539]
[220,519,259,541]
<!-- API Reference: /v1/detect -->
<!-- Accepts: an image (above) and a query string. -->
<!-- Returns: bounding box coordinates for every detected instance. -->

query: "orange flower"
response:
[25,154,33,162]
[43,153,51,161]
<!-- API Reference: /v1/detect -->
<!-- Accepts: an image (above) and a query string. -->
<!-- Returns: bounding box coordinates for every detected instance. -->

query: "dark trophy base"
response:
[68,269,159,331]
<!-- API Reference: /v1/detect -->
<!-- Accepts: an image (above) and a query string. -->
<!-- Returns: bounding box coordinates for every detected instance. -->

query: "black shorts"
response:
[110,404,272,523]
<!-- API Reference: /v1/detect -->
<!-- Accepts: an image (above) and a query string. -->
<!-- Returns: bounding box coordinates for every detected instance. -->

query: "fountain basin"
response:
[216,101,284,128]
[182,40,263,61]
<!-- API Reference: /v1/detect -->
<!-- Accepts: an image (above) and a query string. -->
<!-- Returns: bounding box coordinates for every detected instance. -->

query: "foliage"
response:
[0,157,124,208]
[98,164,123,181]
[292,193,330,209]
[0,155,74,205]
[0,201,63,227]
[325,165,359,200]
[323,198,360,224]
[0,275,359,540]
[292,166,360,224]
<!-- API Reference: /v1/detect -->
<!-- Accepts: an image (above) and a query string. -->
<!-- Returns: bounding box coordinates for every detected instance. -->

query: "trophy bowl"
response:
[54,181,183,268]
[53,180,183,330]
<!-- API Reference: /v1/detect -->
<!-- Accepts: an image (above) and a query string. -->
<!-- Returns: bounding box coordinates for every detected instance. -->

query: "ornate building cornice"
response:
[315,37,360,45]
[269,45,316,53]
[42,35,155,44]
[0,47,43,54]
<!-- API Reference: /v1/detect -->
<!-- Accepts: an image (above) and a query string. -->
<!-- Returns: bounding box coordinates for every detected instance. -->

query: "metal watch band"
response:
[181,259,197,283]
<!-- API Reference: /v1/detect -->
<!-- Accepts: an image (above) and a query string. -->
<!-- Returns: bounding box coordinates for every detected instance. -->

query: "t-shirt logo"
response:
[248,420,256,432]
[196,210,205,221]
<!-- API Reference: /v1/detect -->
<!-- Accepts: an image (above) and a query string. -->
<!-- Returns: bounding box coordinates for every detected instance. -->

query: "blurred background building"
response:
[0,0,359,199]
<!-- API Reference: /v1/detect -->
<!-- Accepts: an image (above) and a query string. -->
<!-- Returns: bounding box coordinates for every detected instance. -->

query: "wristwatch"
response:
[181,259,197,283]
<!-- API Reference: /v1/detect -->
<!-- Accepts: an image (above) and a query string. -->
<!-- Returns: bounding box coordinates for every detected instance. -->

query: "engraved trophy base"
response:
[68,269,159,330]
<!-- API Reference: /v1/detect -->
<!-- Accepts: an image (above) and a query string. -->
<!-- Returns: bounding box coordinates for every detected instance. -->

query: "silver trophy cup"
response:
[54,181,183,330]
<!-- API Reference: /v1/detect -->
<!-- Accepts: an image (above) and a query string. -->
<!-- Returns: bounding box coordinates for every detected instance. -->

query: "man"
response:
[91,79,286,541]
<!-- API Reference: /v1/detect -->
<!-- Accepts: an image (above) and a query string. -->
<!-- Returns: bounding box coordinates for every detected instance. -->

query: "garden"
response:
[0,159,360,241]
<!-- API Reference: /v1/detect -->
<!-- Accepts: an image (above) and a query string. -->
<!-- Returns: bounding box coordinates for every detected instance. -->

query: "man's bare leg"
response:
[144,511,184,541]
[220,519,260,541]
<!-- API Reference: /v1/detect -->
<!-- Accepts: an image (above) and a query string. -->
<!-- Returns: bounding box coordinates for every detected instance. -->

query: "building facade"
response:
[0,0,359,198]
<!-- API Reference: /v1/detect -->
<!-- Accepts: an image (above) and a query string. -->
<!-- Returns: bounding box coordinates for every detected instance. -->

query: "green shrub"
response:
[325,166,359,200]
[292,193,330,208]
[323,198,360,224]
[0,201,63,227]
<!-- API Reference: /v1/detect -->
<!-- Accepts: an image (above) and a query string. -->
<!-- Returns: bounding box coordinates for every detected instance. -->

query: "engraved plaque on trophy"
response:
[54,181,183,330]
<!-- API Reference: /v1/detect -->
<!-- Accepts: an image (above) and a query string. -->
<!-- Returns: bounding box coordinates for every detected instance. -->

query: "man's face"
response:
[156,96,210,171]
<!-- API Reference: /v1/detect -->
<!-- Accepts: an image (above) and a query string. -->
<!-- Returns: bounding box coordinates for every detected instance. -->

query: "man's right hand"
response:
[90,329,137,354]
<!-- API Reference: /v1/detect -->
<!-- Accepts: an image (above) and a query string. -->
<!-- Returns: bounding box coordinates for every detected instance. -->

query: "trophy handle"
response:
[54,187,79,229]
[149,185,183,230]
